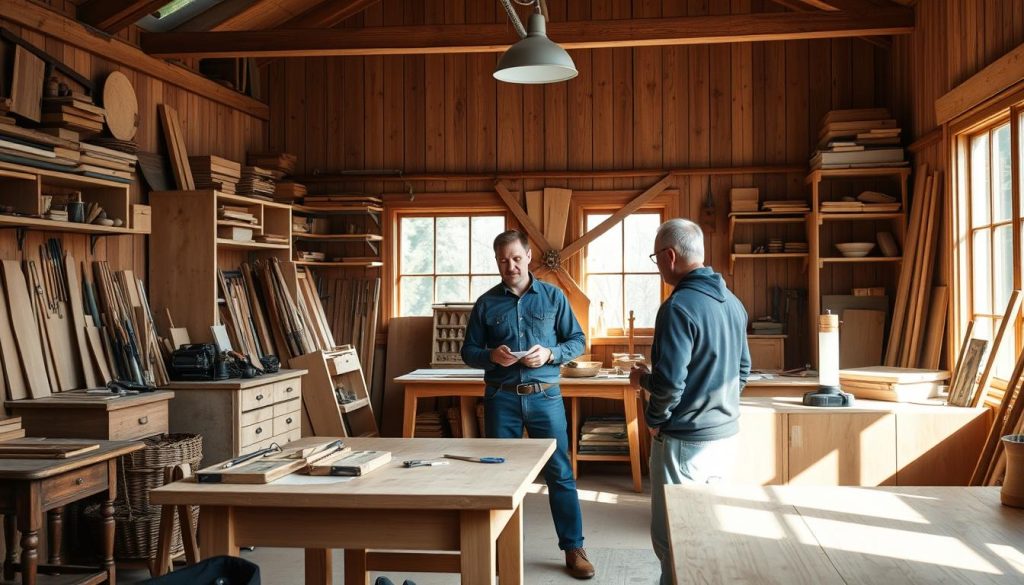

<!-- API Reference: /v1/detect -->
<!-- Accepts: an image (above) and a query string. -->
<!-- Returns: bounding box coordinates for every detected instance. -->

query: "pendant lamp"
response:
[494,6,577,84]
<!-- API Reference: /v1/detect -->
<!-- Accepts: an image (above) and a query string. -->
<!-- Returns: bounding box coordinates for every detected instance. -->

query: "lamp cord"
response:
[498,0,529,39]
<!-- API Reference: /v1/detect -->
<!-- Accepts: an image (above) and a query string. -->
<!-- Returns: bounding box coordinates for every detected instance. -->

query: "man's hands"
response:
[490,344,552,368]
[629,363,650,389]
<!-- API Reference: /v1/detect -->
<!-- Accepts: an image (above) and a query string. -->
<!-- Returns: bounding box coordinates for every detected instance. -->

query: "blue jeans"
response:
[484,385,584,551]
[650,433,738,585]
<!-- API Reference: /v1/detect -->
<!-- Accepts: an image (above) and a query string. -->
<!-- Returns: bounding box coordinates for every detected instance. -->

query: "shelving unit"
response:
[431,303,474,368]
[806,166,911,363]
[290,346,378,437]
[149,189,293,345]
[291,200,383,269]
[727,211,809,274]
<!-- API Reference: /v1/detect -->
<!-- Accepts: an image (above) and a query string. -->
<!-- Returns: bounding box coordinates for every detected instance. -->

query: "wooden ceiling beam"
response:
[175,0,325,32]
[767,0,893,49]
[282,0,381,29]
[77,0,169,34]
[142,8,914,59]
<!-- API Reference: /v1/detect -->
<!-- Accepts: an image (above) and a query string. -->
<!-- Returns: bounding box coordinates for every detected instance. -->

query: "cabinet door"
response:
[734,410,786,485]
[748,339,784,371]
[787,413,896,486]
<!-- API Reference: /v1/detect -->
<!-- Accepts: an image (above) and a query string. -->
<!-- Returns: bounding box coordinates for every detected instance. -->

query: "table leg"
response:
[496,504,523,585]
[199,506,238,558]
[342,549,366,585]
[101,498,115,581]
[460,510,496,585]
[623,388,643,493]
[16,502,38,585]
[47,507,63,565]
[460,396,478,438]
[4,514,17,581]
[305,548,333,585]
[402,388,418,438]
[570,397,579,478]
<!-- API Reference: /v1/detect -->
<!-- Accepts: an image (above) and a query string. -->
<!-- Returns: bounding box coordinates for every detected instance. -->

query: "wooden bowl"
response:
[561,361,602,378]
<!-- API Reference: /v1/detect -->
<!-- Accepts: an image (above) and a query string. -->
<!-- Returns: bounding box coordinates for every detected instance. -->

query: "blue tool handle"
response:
[479,457,505,464]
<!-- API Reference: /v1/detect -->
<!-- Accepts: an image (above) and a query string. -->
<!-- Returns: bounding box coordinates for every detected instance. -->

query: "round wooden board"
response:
[102,71,138,141]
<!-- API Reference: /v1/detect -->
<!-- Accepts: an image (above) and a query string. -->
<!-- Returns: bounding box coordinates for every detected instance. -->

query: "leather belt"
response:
[498,382,554,395]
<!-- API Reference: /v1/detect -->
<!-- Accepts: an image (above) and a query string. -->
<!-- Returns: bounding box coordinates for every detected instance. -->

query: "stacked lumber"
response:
[414,411,447,438]
[40,96,104,136]
[0,417,25,441]
[884,165,944,368]
[218,268,276,366]
[839,366,948,402]
[237,166,276,200]
[319,276,380,382]
[971,349,1024,486]
[302,194,383,210]
[246,152,296,179]
[811,108,906,170]
[86,137,138,155]
[274,182,306,201]
[190,155,241,193]
[579,416,629,454]
[250,259,318,360]
[78,141,137,182]
[218,204,257,225]
[761,200,809,213]
[93,263,169,386]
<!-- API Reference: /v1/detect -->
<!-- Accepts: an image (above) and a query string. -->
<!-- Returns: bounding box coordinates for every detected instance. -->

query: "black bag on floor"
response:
[141,556,260,585]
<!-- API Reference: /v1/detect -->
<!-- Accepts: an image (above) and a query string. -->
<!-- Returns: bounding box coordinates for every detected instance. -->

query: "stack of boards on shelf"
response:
[191,155,241,194]
[0,417,25,441]
[195,439,390,483]
[811,108,907,170]
[838,367,949,402]
[0,240,169,406]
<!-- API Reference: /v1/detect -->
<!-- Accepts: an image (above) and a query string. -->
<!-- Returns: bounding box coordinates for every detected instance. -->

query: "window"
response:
[396,214,506,316]
[583,212,663,335]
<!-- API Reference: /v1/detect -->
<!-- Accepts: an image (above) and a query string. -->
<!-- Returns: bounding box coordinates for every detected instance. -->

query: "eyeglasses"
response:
[649,247,670,264]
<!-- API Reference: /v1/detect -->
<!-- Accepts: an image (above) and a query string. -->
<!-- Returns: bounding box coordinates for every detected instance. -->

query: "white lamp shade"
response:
[494,13,577,84]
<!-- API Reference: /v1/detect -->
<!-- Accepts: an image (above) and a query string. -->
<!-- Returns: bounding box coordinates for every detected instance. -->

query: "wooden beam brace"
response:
[283,0,382,29]
[494,182,552,255]
[77,0,168,34]
[0,0,269,119]
[936,41,1024,125]
[560,174,674,261]
[767,0,892,49]
[141,8,914,58]
[175,0,325,32]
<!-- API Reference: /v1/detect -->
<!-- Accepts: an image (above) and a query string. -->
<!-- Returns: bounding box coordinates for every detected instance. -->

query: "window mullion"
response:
[1011,106,1023,357]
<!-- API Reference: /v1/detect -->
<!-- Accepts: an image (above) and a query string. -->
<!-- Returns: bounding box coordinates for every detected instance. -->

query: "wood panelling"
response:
[270,1,890,369]
[0,4,266,277]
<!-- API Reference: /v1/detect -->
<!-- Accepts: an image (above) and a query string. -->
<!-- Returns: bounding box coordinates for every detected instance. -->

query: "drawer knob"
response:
[256,427,263,435]
[285,387,294,393]
[256,394,264,401]
[138,416,149,425]
[75,478,83,486]
[286,417,293,424]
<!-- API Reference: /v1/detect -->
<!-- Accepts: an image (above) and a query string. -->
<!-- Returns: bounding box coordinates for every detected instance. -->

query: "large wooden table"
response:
[666,485,1024,584]
[0,439,144,585]
[395,370,819,493]
[150,437,555,585]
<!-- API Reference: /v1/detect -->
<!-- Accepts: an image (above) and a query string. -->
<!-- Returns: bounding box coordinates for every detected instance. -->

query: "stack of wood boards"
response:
[190,155,241,193]
[579,416,629,454]
[237,166,276,200]
[971,348,1024,486]
[41,96,104,136]
[415,411,447,437]
[218,268,276,366]
[761,200,809,213]
[0,417,25,441]
[839,366,948,402]
[729,188,758,213]
[302,194,383,210]
[884,166,945,369]
[0,105,83,174]
[79,141,136,181]
[319,275,380,382]
[811,108,906,169]
[274,182,306,201]
[218,204,256,225]
[246,152,296,179]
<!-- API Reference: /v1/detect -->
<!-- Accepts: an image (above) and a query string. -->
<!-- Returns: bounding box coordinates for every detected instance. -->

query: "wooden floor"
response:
[119,464,661,584]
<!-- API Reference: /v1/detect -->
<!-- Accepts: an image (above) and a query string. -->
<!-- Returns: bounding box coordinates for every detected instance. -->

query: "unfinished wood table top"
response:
[151,437,555,511]
[4,389,174,410]
[667,485,1024,585]
[0,438,143,480]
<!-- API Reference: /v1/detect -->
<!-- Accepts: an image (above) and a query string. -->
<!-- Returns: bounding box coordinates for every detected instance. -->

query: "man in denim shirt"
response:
[461,229,595,580]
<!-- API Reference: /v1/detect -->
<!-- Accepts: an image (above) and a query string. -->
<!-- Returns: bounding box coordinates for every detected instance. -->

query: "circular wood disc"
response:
[102,71,138,141]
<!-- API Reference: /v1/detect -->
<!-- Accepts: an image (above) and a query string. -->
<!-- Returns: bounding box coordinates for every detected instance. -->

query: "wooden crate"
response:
[430,303,474,368]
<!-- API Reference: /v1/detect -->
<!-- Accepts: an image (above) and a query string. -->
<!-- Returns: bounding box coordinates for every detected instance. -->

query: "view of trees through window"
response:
[397,215,505,316]
[584,212,663,334]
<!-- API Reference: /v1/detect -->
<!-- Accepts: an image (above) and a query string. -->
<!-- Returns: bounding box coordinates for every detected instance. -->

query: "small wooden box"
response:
[431,303,474,368]
[748,335,785,372]
[132,203,151,232]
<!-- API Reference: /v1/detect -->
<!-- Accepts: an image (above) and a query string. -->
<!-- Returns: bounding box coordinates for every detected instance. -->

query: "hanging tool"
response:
[443,454,506,464]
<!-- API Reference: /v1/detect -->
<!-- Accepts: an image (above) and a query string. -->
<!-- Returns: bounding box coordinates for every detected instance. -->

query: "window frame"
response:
[949,84,1024,390]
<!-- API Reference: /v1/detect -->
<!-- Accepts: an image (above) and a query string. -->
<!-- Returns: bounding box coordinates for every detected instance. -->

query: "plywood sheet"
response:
[0,279,27,400]
[839,309,885,369]
[10,46,44,123]
[381,316,433,437]
[2,260,51,398]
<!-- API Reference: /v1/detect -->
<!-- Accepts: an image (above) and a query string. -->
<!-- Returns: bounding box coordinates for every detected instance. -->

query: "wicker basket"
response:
[86,433,203,560]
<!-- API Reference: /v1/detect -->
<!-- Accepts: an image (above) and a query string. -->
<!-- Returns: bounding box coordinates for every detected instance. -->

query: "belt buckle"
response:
[515,383,535,396]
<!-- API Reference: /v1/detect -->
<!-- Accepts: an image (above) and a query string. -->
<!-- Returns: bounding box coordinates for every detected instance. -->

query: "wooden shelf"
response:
[339,397,370,414]
[728,211,808,220]
[292,204,383,215]
[819,212,904,221]
[0,214,146,235]
[216,238,290,250]
[292,233,383,242]
[820,256,902,264]
[294,260,383,268]
[806,166,912,183]
[729,252,808,274]
[217,219,261,229]
[216,192,292,209]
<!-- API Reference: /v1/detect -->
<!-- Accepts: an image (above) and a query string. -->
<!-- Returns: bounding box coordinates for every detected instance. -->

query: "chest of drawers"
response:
[165,370,305,466]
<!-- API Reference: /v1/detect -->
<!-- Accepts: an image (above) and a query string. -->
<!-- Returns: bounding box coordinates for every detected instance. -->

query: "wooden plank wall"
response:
[269,0,890,370]
[0,3,266,277]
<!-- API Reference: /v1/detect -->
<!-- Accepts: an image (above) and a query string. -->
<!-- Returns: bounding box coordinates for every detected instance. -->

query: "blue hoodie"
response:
[639,267,750,441]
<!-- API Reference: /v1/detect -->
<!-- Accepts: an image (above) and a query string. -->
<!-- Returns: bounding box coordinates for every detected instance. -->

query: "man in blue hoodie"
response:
[630,218,750,585]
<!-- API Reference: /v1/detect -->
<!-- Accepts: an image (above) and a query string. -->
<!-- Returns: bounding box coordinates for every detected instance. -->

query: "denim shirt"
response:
[461,276,586,387]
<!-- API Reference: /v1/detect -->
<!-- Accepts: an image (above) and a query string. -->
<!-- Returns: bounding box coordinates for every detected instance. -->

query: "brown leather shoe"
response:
[565,547,595,579]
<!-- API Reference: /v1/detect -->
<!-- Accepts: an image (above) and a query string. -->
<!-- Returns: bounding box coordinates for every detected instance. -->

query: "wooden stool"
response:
[150,463,200,577]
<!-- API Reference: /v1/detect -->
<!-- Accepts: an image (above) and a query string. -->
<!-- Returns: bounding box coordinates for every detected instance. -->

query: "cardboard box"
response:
[132,204,151,232]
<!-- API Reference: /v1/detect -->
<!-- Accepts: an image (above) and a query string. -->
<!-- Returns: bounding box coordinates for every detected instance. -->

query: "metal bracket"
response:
[542,249,560,269]
[366,240,379,255]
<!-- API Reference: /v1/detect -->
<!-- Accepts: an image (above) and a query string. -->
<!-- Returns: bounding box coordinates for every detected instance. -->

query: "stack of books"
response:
[295,250,326,262]
[767,238,784,253]
[190,155,241,193]
[254,233,288,245]
[811,108,907,170]
[237,166,277,200]
[246,152,296,179]
[579,416,628,455]
[41,96,104,136]
[751,319,784,335]
[302,194,384,210]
